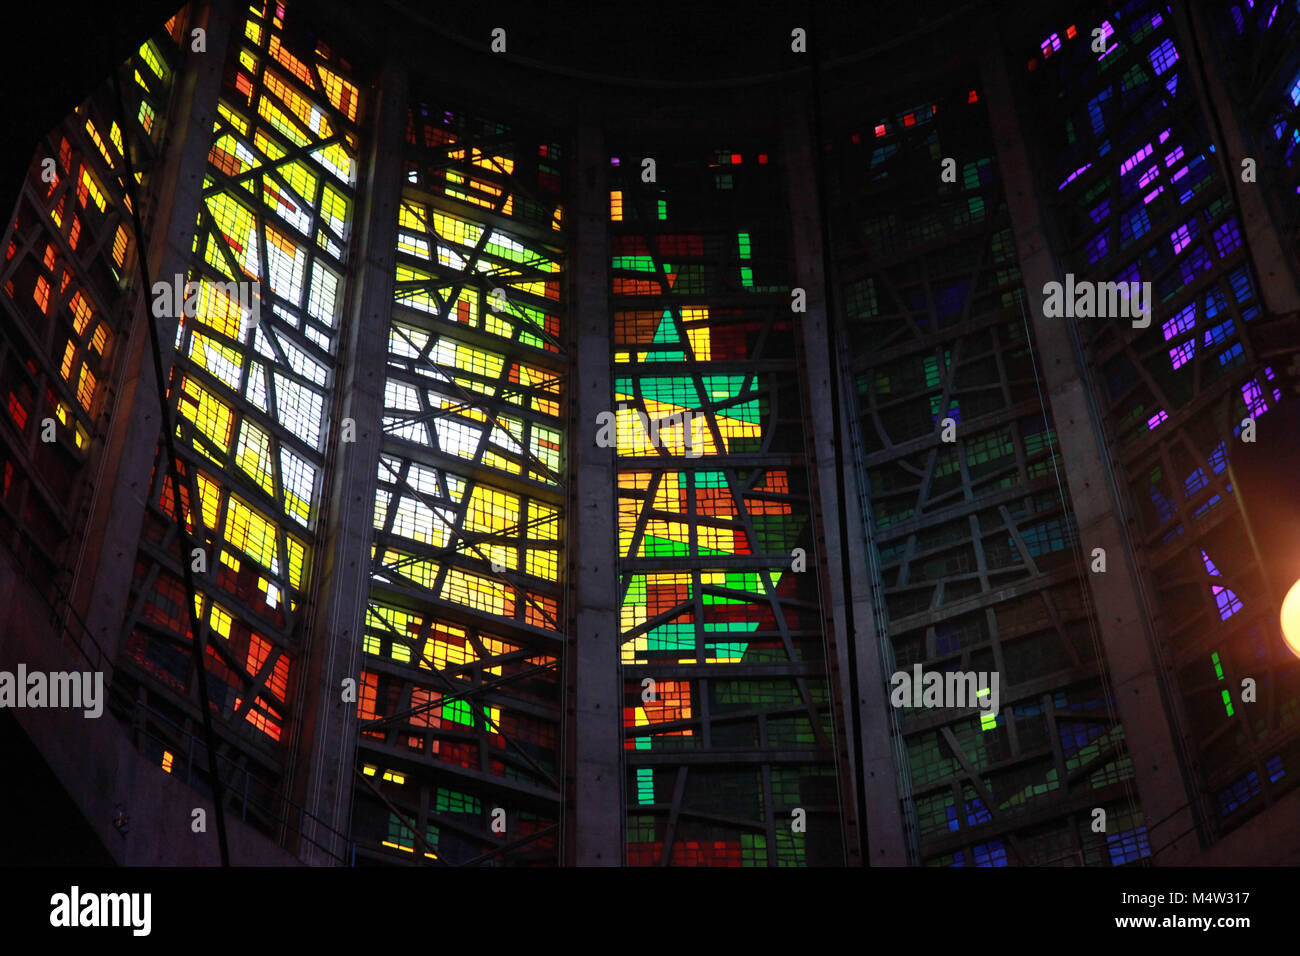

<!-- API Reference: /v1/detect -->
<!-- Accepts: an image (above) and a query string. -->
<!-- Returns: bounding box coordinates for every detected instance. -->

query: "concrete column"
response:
[781,101,907,866]
[1172,2,1300,315]
[981,45,1202,864]
[69,0,234,663]
[290,55,407,866]
[564,123,624,865]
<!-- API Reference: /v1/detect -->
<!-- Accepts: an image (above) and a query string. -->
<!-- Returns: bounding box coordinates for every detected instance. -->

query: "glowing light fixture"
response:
[1282,578,1300,659]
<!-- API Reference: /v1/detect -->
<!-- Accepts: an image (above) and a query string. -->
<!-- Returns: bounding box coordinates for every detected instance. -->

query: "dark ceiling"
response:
[0,0,1068,217]
[382,0,989,83]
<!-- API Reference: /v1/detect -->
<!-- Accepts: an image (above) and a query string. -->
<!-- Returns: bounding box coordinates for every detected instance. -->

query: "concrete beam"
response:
[290,55,408,867]
[564,123,624,865]
[781,99,907,866]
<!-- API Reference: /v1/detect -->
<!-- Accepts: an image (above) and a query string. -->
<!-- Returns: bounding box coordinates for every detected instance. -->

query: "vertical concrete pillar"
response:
[290,55,407,866]
[69,0,234,662]
[981,44,1202,864]
[781,100,908,866]
[564,123,624,864]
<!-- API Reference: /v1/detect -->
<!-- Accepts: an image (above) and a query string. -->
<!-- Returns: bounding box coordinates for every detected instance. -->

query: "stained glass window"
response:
[354,96,567,865]
[0,17,183,603]
[1031,0,1299,846]
[832,77,1134,866]
[121,2,363,826]
[610,144,844,866]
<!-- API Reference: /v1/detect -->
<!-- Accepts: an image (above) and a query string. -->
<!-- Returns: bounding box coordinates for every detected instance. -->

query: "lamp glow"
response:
[1283,578,1300,660]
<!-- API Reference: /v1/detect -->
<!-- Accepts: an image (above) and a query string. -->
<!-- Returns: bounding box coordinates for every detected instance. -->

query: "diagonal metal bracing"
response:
[353,765,449,865]
[395,146,566,347]
[374,455,562,632]
[383,321,565,484]
[374,507,558,579]
[360,657,559,731]
[382,365,565,448]
[362,599,560,791]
